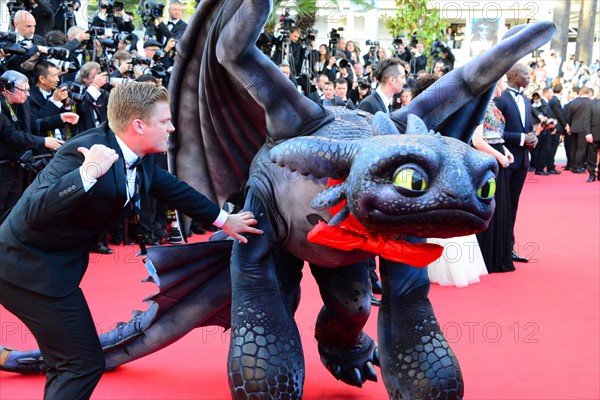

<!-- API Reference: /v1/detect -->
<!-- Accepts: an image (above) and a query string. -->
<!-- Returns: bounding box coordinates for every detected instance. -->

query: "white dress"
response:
[427,235,488,287]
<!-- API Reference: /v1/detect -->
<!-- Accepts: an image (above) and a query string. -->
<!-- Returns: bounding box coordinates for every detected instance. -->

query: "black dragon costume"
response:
[0,1,554,399]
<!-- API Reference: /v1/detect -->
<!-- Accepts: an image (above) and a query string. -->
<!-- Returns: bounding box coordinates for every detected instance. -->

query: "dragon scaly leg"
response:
[378,240,463,400]
[310,262,378,388]
[228,190,305,399]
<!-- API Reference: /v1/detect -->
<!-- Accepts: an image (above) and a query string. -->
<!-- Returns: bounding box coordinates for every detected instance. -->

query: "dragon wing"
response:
[168,0,267,208]
[392,22,556,142]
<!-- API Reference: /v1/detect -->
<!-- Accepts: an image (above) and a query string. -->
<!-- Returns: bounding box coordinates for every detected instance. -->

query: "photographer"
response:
[49,0,80,33]
[362,40,380,67]
[0,70,74,214]
[409,43,428,76]
[29,60,80,140]
[271,25,303,78]
[73,61,109,132]
[90,0,134,33]
[22,0,55,38]
[530,90,554,175]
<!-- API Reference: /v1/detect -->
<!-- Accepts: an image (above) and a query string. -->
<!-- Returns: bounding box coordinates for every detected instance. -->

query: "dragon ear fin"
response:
[372,112,401,136]
[405,114,430,135]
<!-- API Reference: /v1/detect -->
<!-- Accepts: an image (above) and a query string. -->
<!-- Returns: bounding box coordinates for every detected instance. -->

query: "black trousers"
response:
[0,278,105,400]
[0,164,23,217]
[586,140,600,175]
[505,167,528,247]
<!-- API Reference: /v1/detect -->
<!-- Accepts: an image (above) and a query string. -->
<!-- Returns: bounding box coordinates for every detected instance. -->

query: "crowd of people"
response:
[0,0,189,253]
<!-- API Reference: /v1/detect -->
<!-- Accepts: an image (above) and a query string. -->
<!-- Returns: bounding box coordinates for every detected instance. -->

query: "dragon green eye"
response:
[394,168,427,192]
[477,178,496,199]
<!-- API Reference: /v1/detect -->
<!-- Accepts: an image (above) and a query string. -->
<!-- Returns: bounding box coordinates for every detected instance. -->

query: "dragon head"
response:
[270,114,498,239]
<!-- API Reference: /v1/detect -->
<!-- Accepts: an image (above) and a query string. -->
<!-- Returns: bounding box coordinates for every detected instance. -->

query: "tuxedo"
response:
[357,91,388,115]
[0,113,46,216]
[586,99,600,175]
[566,96,593,171]
[494,89,533,170]
[0,124,223,398]
[494,88,533,246]
[545,95,566,172]
[156,19,188,43]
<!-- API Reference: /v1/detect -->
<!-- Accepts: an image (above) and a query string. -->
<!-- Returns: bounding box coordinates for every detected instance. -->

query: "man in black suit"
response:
[3,10,47,74]
[307,73,328,104]
[358,58,406,115]
[585,96,600,182]
[167,0,187,39]
[546,84,568,174]
[0,83,262,400]
[0,70,68,215]
[494,63,538,262]
[566,86,594,175]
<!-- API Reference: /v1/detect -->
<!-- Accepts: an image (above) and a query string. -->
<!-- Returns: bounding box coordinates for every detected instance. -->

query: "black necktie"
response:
[129,157,143,170]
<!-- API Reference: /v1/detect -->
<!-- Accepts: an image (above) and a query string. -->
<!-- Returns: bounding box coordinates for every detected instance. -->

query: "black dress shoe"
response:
[586,174,596,183]
[535,171,550,176]
[562,165,571,170]
[512,251,528,263]
[572,168,586,174]
[548,169,561,175]
[92,244,114,254]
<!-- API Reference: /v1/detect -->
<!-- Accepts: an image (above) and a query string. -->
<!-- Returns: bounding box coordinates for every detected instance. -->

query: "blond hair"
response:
[107,83,169,133]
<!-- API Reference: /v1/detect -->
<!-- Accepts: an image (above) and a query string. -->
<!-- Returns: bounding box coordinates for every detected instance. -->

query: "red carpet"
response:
[1,166,599,399]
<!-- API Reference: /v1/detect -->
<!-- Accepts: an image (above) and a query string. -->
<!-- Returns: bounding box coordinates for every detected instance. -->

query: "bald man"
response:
[13,10,47,46]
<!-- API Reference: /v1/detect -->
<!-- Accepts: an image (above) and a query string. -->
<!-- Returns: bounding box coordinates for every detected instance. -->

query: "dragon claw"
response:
[364,361,378,382]
[346,367,363,388]
[329,363,342,379]
[373,347,380,366]
[318,332,379,388]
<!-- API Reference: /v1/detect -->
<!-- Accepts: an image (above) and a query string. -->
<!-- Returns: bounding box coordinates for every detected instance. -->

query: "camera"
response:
[335,57,349,69]
[139,0,164,19]
[300,28,318,45]
[46,47,70,60]
[114,32,134,45]
[328,27,344,51]
[0,76,15,92]
[0,31,27,56]
[58,81,86,104]
[130,56,152,66]
[392,35,404,46]
[109,77,135,85]
[6,0,25,15]
[48,59,78,74]
[280,8,296,32]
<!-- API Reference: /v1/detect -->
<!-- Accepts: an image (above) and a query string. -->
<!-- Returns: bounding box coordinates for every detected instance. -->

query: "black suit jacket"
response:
[0,113,45,161]
[566,96,593,135]
[590,99,600,142]
[0,124,222,297]
[357,91,388,115]
[547,95,567,134]
[494,89,533,170]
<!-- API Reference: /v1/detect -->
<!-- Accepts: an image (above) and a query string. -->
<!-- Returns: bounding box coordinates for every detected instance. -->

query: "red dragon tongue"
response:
[307,221,443,267]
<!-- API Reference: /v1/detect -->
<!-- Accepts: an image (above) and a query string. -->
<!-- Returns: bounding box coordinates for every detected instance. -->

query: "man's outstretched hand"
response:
[221,211,263,243]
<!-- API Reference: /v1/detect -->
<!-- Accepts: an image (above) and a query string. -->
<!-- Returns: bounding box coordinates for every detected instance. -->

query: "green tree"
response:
[384,0,446,66]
